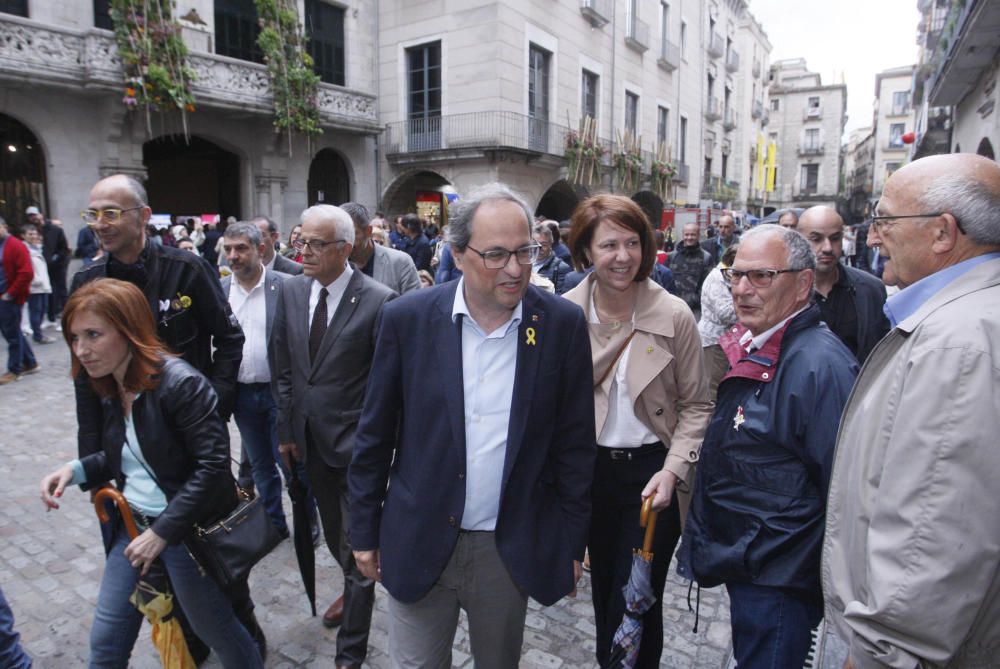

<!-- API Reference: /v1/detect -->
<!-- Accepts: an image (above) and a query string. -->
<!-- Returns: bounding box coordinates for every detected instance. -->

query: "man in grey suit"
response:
[341,202,421,294]
[272,205,395,669]
[252,215,304,276]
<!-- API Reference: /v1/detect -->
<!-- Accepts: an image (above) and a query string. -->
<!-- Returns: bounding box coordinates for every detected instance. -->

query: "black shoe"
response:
[277,525,290,540]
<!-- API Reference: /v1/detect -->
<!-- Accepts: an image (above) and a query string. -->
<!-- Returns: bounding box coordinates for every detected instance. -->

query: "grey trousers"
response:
[388,531,529,669]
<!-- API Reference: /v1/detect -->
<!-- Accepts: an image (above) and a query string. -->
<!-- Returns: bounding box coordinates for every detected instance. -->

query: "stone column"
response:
[255,174,288,229]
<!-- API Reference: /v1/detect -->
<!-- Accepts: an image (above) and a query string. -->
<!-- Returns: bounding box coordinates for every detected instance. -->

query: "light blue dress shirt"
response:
[69,397,169,518]
[884,252,1000,327]
[451,278,522,531]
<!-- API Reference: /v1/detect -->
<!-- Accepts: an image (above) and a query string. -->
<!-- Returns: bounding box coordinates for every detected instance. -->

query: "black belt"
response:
[597,442,665,461]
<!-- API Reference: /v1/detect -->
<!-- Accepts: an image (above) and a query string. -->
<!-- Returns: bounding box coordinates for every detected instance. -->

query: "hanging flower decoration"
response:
[109,0,196,137]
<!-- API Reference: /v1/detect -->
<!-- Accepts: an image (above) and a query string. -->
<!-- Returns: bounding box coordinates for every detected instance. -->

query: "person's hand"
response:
[843,657,857,669]
[278,442,301,471]
[40,465,75,511]
[641,469,678,511]
[354,549,381,582]
[569,559,582,598]
[124,528,168,576]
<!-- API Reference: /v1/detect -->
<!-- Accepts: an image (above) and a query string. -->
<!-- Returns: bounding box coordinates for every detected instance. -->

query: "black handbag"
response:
[185,490,283,587]
[123,437,281,587]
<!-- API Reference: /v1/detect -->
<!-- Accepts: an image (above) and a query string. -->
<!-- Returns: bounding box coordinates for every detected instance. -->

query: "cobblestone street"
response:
[1,336,735,668]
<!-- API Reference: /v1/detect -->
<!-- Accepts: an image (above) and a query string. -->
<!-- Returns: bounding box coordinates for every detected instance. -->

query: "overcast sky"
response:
[748,0,921,138]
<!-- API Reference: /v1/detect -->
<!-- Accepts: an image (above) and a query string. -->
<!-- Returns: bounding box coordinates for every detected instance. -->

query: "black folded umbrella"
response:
[287,460,317,616]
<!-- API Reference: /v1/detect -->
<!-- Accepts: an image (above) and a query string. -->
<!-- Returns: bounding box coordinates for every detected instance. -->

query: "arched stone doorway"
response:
[976,137,995,161]
[536,180,583,223]
[381,170,452,221]
[143,135,241,219]
[308,149,351,206]
[0,113,47,231]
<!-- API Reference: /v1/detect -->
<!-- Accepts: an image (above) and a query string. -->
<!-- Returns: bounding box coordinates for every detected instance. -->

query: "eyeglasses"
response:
[80,206,144,225]
[721,267,805,288]
[292,238,347,252]
[465,243,541,269]
[870,212,944,234]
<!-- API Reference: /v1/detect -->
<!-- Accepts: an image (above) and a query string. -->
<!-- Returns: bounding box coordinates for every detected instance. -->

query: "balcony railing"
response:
[889,105,911,116]
[701,175,740,201]
[762,108,770,126]
[798,142,825,156]
[704,96,722,121]
[722,107,737,132]
[381,111,578,160]
[752,57,761,78]
[579,0,611,27]
[725,48,740,73]
[707,31,724,59]
[626,18,650,52]
[0,14,379,132]
[803,106,823,120]
[672,162,690,184]
[658,39,680,71]
[751,99,763,119]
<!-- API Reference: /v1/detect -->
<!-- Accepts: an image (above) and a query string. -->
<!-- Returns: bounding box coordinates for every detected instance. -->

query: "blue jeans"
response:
[27,294,48,341]
[90,526,262,669]
[726,582,822,669]
[232,382,315,533]
[0,585,31,668]
[0,299,36,374]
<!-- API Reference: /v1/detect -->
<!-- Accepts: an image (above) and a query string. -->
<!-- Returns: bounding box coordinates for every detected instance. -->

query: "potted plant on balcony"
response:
[613,129,643,193]
[110,0,196,137]
[565,115,604,186]
[649,142,677,200]
[255,0,323,153]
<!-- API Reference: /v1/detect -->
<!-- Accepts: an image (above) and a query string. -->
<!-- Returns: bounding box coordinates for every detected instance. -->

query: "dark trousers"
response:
[27,294,47,341]
[0,300,35,374]
[305,429,375,667]
[726,582,822,669]
[45,263,67,321]
[589,446,681,669]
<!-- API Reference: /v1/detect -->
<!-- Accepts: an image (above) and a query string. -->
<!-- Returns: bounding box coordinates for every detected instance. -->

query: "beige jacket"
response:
[564,276,712,516]
[822,257,1000,669]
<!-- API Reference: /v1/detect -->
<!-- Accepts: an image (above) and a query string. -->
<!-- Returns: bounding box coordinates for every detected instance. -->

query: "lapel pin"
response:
[525,327,537,346]
[351,296,357,304]
[646,345,653,354]
[531,314,539,322]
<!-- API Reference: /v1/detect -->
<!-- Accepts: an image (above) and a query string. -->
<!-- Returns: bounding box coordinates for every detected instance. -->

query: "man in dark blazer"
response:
[272,205,394,669]
[252,215,304,276]
[341,202,421,294]
[221,221,316,539]
[349,183,596,668]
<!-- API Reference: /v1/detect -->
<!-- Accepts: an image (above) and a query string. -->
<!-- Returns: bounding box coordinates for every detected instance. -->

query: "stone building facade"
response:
[765,58,846,210]
[872,65,916,198]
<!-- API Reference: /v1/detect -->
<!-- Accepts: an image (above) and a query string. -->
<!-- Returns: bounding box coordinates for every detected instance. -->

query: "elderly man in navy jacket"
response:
[349,183,596,668]
[677,224,858,669]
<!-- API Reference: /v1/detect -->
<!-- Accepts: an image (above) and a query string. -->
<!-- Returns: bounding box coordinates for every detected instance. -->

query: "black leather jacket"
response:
[71,239,244,459]
[79,357,238,545]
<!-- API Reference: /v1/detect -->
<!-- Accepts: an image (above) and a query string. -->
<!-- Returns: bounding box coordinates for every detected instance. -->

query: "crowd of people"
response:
[0,152,997,669]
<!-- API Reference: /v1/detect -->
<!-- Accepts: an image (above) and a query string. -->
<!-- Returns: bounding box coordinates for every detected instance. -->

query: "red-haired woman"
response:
[39,278,262,668]
[564,195,713,668]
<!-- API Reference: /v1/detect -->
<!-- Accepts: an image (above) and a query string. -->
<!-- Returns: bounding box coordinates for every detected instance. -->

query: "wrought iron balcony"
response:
[579,0,611,28]
[707,31,724,59]
[380,111,580,163]
[672,162,690,184]
[751,99,763,119]
[722,107,737,132]
[626,17,650,53]
[798,142,825,156]
[0,14,379,133]
[658,39,680,71]
[803,106,823,120]
[704,96,722,122]
[752,58,761,78]
[725,48,740,73]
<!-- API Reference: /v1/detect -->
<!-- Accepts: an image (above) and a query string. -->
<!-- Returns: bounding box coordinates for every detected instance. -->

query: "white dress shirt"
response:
[308,262,354,327]
[229,266,270,383]
[739,305,809,353]
[452,278,521,531]
[588,294,658,448]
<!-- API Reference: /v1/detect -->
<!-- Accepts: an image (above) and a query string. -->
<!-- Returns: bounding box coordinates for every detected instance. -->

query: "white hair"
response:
[301,205,355,245]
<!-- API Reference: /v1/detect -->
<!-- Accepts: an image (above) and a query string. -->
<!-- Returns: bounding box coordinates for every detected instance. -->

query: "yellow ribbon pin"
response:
[525,327,537,346]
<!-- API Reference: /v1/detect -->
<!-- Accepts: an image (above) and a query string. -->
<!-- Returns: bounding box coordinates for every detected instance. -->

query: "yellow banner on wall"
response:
[766,141,777,192]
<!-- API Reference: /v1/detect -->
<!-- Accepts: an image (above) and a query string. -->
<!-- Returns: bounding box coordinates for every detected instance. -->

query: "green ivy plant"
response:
[110,0,196,137]
[255,0,323,153]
